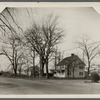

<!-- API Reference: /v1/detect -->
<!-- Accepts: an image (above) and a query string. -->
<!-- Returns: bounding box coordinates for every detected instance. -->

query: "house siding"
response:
[55,65,85,78]
[54,54,85,78]
[54,71,65,78]
[65,67,85,78]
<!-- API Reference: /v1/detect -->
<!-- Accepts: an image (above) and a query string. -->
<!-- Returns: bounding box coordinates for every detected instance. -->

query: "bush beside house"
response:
[91,73,99,82]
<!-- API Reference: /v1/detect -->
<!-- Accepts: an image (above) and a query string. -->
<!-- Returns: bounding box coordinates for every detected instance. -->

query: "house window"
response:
[62,70,65,73]
[79,66,83,69]
[79,72,83,76]
[62,71,64,75]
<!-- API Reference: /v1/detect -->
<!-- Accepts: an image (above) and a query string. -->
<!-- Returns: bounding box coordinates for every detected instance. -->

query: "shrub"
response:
[91,73,99,83]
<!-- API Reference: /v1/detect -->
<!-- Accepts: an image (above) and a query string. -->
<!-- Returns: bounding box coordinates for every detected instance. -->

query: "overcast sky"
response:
[0,7,100,70]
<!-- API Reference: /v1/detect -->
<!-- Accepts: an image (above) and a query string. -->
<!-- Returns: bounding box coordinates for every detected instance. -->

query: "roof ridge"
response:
[57,54,85,66]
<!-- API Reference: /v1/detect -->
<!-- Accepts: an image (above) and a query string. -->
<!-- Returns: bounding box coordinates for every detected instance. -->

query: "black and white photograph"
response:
[0,3,100,96]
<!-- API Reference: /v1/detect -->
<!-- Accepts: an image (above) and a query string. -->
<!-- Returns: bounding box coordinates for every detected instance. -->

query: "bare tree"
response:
[28,49,37,78]
[24,14,63,79]
[76,35,100,78]
[17,51,28,76]
[0,8,23,76]
[0,31,24,76]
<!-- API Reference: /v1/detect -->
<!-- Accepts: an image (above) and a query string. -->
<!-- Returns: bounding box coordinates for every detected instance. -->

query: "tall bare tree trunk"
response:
[32,50,35,78]
[46,56,49,79]
[87,61,90,79]
[39,56,42,78]
[73,68,74,79]
[67,66,69,79]
[18,67,21,76]
[14,67,17,77]
[46,61,49,79]
[55,48,57,70]
[39,56,44,78]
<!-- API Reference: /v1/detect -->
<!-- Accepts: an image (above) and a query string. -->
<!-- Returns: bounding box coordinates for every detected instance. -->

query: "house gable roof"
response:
[57,54,85,66]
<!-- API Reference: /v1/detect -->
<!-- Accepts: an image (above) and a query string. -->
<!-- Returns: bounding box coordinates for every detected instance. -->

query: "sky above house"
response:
[0,6,100,70]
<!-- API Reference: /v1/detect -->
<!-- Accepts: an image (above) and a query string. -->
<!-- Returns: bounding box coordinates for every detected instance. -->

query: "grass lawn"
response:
[0,77,100,94]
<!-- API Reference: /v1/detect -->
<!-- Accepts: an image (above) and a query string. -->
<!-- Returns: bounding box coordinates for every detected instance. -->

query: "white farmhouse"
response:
[53,54,86,78]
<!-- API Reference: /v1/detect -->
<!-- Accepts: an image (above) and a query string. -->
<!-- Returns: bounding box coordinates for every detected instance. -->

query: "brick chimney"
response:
[71,53,74,56]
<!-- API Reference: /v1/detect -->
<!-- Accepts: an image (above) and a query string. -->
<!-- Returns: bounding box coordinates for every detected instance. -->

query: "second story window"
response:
[79,66,83,69]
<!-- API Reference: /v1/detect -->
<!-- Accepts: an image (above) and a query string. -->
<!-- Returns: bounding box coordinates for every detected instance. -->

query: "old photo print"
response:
[0,2,99,98]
